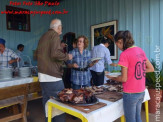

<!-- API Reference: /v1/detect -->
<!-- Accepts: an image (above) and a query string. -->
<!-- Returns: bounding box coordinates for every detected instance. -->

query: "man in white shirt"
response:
[90,37,117,86]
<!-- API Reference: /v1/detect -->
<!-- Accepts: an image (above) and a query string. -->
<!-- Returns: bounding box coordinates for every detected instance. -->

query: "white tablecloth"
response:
[0,77,33,88]
[46,89,150,122]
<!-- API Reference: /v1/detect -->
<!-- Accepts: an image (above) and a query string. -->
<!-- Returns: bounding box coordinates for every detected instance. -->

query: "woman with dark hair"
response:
[107,30,154,122]
[62,39,77,88]
[72,39,77,49]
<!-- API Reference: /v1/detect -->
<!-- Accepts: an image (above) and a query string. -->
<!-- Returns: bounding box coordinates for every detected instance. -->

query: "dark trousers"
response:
[90,70,104,86]
[40,81,65,122]
[62,68,72,88]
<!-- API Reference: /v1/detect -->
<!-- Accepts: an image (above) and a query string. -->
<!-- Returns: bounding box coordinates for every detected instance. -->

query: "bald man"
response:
[36,19,72,122]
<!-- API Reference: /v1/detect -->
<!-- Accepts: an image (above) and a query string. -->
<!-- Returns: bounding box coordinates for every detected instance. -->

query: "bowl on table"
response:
[19,67,32,78]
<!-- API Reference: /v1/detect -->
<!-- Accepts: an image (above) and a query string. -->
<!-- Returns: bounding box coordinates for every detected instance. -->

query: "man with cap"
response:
[0,38,19,67]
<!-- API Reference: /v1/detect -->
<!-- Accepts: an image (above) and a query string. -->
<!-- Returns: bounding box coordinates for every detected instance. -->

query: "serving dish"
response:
[54,96,99,106]
[90,57,102,62]
[55,88,99,106]
[105,72,121,77]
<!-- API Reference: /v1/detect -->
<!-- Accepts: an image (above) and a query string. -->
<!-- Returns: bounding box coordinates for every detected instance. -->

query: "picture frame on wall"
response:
[91,20,118,60]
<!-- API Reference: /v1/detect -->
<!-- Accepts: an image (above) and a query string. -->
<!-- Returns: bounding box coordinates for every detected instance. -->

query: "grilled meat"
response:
[58,88,96,104]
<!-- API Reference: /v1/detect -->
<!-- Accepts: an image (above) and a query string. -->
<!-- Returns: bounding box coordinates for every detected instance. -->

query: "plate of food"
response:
[107,85,123,92]
[90,57,102,62]
[55,88,99,106]
[105,72,121,77]
[106,80,122,85]
[85,86,106,95]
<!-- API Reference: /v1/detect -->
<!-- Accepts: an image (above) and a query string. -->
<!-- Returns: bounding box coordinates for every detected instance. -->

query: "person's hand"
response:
[89,60,99,67]
[8,58,20,64]
[8,59,17,64]
[61,43,67,48]
[106,75,114,79]
[73,63,79,68]
[68,54,73,60]
[114,63,118,67]
[110,63,118,67]
[8,60,14,64]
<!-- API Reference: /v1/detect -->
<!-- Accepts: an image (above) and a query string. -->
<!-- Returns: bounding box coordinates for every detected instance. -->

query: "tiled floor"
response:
[0,99,163,122]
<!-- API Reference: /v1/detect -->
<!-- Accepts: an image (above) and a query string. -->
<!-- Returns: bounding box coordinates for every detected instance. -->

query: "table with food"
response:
[46,83,150,122]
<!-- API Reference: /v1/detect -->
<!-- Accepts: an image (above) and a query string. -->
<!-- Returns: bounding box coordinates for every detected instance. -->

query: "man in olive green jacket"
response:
[36,19,72,122]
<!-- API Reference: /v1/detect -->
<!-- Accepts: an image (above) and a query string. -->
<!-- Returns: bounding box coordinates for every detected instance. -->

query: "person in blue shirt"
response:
[90,37,117,86]
[16,44,25,67]
[68,35,96,89]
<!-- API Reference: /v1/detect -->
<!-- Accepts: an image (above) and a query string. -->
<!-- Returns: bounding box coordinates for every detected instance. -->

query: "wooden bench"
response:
[0,84,28,122]
[0,82,42,122]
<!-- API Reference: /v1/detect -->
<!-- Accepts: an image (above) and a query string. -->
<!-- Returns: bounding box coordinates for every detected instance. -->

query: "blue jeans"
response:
[40,81,65,122]
[123,92,145,122]
[72,83,89,90]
